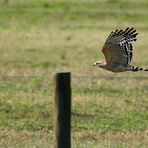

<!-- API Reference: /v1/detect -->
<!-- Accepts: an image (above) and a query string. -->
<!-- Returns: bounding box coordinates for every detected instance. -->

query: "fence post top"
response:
[55,72,71,75]
[55,72,71,74]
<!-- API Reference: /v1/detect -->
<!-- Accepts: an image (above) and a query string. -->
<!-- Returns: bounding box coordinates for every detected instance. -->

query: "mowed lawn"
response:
[0,0,148,147]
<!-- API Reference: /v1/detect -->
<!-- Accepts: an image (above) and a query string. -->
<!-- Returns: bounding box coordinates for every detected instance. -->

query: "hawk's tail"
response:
[131,66,148,72]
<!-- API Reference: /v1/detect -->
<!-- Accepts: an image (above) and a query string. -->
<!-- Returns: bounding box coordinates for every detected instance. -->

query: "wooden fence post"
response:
[54,72,71,148]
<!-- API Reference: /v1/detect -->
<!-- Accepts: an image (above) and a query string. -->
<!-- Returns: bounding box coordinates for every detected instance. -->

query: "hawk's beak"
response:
[93,63,97,66]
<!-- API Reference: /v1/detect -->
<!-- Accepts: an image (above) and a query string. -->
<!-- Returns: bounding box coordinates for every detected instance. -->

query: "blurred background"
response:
[0,0,147,147]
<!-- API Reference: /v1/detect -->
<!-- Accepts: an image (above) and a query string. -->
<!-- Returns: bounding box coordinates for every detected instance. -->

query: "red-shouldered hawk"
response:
[93,27,148,72]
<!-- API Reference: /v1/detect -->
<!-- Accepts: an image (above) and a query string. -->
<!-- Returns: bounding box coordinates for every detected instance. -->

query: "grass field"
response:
[0,0,148,147]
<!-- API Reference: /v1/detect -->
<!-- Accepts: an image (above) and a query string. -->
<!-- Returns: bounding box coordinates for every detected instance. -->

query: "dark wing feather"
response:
[102,27,138,66]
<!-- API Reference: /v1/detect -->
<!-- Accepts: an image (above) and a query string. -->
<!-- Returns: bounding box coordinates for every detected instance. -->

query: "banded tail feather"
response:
[131,66,148,72]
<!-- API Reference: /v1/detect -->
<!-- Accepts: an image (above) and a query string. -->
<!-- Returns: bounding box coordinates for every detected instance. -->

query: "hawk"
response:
[93,27,148,72]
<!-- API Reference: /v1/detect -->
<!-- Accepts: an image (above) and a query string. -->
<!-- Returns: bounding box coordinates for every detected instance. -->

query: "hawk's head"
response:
[93,61,106,67]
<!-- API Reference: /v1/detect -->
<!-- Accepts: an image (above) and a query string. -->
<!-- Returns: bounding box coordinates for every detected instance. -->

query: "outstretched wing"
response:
[102,27,138,66]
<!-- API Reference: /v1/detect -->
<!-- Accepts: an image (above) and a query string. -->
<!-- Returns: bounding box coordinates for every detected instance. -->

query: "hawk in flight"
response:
[93,27,148,72]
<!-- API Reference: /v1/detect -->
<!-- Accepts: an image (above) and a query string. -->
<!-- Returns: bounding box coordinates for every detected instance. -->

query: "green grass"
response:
[0,0,148,147]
